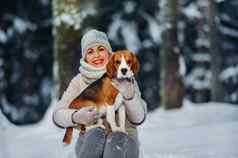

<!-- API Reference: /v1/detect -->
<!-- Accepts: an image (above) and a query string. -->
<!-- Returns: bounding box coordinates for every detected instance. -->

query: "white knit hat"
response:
[81,29,112,58]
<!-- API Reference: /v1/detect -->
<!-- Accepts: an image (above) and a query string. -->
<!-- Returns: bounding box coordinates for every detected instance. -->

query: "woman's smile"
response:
[92,58,104,65]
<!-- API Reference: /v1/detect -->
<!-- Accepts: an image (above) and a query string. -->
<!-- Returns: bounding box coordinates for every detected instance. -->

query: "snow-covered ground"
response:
[1,100,238,158]
[140,100,238,158]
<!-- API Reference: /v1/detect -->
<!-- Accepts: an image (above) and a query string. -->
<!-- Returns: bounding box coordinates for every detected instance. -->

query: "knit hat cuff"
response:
[81,29,113,59]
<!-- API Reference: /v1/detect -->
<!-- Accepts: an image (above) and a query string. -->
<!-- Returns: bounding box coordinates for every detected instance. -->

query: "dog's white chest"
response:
[114,93,123,111]
[106,93,126,133]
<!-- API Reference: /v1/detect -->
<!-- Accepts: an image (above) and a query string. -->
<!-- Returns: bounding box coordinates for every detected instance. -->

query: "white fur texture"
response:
[117,55,134,79]
[105,92,126,132]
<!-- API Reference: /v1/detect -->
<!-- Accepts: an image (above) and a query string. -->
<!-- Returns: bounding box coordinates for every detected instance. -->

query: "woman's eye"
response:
[87,50,93,55]
[98,47,105,51]
[116,60,121,64]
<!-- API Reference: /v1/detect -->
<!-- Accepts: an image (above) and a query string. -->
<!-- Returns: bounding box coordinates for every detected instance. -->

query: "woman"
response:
[53,29,147,158]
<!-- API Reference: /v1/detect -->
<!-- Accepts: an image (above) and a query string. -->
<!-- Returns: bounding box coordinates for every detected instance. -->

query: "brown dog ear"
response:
[131,53,140,74]
[106,54,116,78]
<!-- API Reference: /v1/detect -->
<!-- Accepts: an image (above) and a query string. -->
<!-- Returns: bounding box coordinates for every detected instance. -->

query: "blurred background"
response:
[1,0,238,125]
[1,0,238,158]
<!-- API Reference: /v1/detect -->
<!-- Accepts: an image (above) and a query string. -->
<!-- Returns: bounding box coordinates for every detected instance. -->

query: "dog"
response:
[63,50,140,144]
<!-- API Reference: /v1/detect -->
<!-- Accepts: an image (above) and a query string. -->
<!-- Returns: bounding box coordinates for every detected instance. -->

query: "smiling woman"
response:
[52,29,147,158]
[85,44,110,68]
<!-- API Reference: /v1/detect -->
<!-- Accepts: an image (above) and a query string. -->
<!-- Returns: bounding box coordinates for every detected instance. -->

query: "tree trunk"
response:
[52,0,101,99]
[209,0,224,102]
[160,0,184,109]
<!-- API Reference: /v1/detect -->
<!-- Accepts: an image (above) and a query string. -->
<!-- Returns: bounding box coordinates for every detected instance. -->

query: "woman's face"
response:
[85,44,110,68]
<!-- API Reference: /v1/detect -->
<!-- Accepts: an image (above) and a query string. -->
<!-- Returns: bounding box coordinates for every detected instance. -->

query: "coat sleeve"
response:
[123,80,147,126]
[52,74,85,128]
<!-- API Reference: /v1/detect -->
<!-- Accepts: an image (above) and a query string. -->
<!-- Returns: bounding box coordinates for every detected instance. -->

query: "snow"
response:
[182,3,202,19]
[178,21,185,44]
[159,0,166,9]
[197,1,209,8]
[220,65,238,81]
[1,96,22,121]
[1,100,238,158]
[195,37,210,48]
[191,53,211,62]
[0,29,7,43]
[108,14,122,44]
[53,4,97,30]
[121,22,141,53]
[179,55,186,77]
[120,22,140,53]
[40,78,52,98]
[219,25,238,38]
[216,0,225,3]
[24,50,39,61]
[185,68,211,90]
[54,13,81,30]
[139,100,238,158]
[231,92,238,102]
[143,62,153,72]
[14,17,28,33]
[80,7,97,21]
[13,17,37,33]
[108,11,161,51]
[23,94,40,106]
[140,12,161,44]
[108,13,142,53]
[40,0,49,6]
[0,100,78,158]
[220,13,231,23]
[123,1,136,14]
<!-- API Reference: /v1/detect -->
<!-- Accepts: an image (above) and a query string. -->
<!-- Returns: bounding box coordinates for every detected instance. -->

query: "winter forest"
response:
[1,0,238,158]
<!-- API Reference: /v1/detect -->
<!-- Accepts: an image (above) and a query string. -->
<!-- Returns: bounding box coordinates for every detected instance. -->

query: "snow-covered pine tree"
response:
[102,0,161,110]
[182,0,212,103]
[218,0,238,104]
[0,0,52,124]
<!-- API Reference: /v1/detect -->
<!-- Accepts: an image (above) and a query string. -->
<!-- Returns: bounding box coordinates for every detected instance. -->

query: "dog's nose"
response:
[121,68,128,75]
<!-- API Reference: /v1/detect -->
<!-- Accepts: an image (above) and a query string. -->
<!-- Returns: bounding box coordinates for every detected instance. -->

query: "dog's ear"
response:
[106,54,116,78]
[131,52,140,74]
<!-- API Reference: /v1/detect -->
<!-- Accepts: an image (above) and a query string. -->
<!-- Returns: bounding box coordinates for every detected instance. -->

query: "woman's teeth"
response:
[93,59,103,64]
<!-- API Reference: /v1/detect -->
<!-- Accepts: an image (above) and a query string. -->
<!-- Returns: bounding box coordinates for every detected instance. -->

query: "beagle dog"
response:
[63,50,140,144]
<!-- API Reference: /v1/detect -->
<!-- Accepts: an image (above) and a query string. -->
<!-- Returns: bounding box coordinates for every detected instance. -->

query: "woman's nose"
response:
[94,50,100,57]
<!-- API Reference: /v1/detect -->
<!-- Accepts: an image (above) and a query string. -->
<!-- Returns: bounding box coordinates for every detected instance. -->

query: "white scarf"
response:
[79,58,106,84]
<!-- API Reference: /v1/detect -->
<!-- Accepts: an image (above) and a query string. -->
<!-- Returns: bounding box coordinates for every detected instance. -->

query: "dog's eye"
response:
[127,60,131,64]
[116,60,121,64]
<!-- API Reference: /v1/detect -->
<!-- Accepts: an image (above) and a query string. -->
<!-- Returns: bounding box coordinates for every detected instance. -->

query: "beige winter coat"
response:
[52,73,147,145]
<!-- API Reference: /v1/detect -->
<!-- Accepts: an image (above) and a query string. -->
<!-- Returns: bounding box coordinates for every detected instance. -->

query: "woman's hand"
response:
[72,106,98,125]
[113,79,135,100]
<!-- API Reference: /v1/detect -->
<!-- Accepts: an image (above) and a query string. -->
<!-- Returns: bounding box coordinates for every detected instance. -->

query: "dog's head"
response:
[106,50,140,79]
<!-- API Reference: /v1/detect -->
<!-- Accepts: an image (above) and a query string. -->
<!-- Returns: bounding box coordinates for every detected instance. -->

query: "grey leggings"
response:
[75,128,139,158]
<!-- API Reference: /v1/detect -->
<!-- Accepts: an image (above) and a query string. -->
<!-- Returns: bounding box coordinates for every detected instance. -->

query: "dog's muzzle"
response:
[121,68,128,75]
